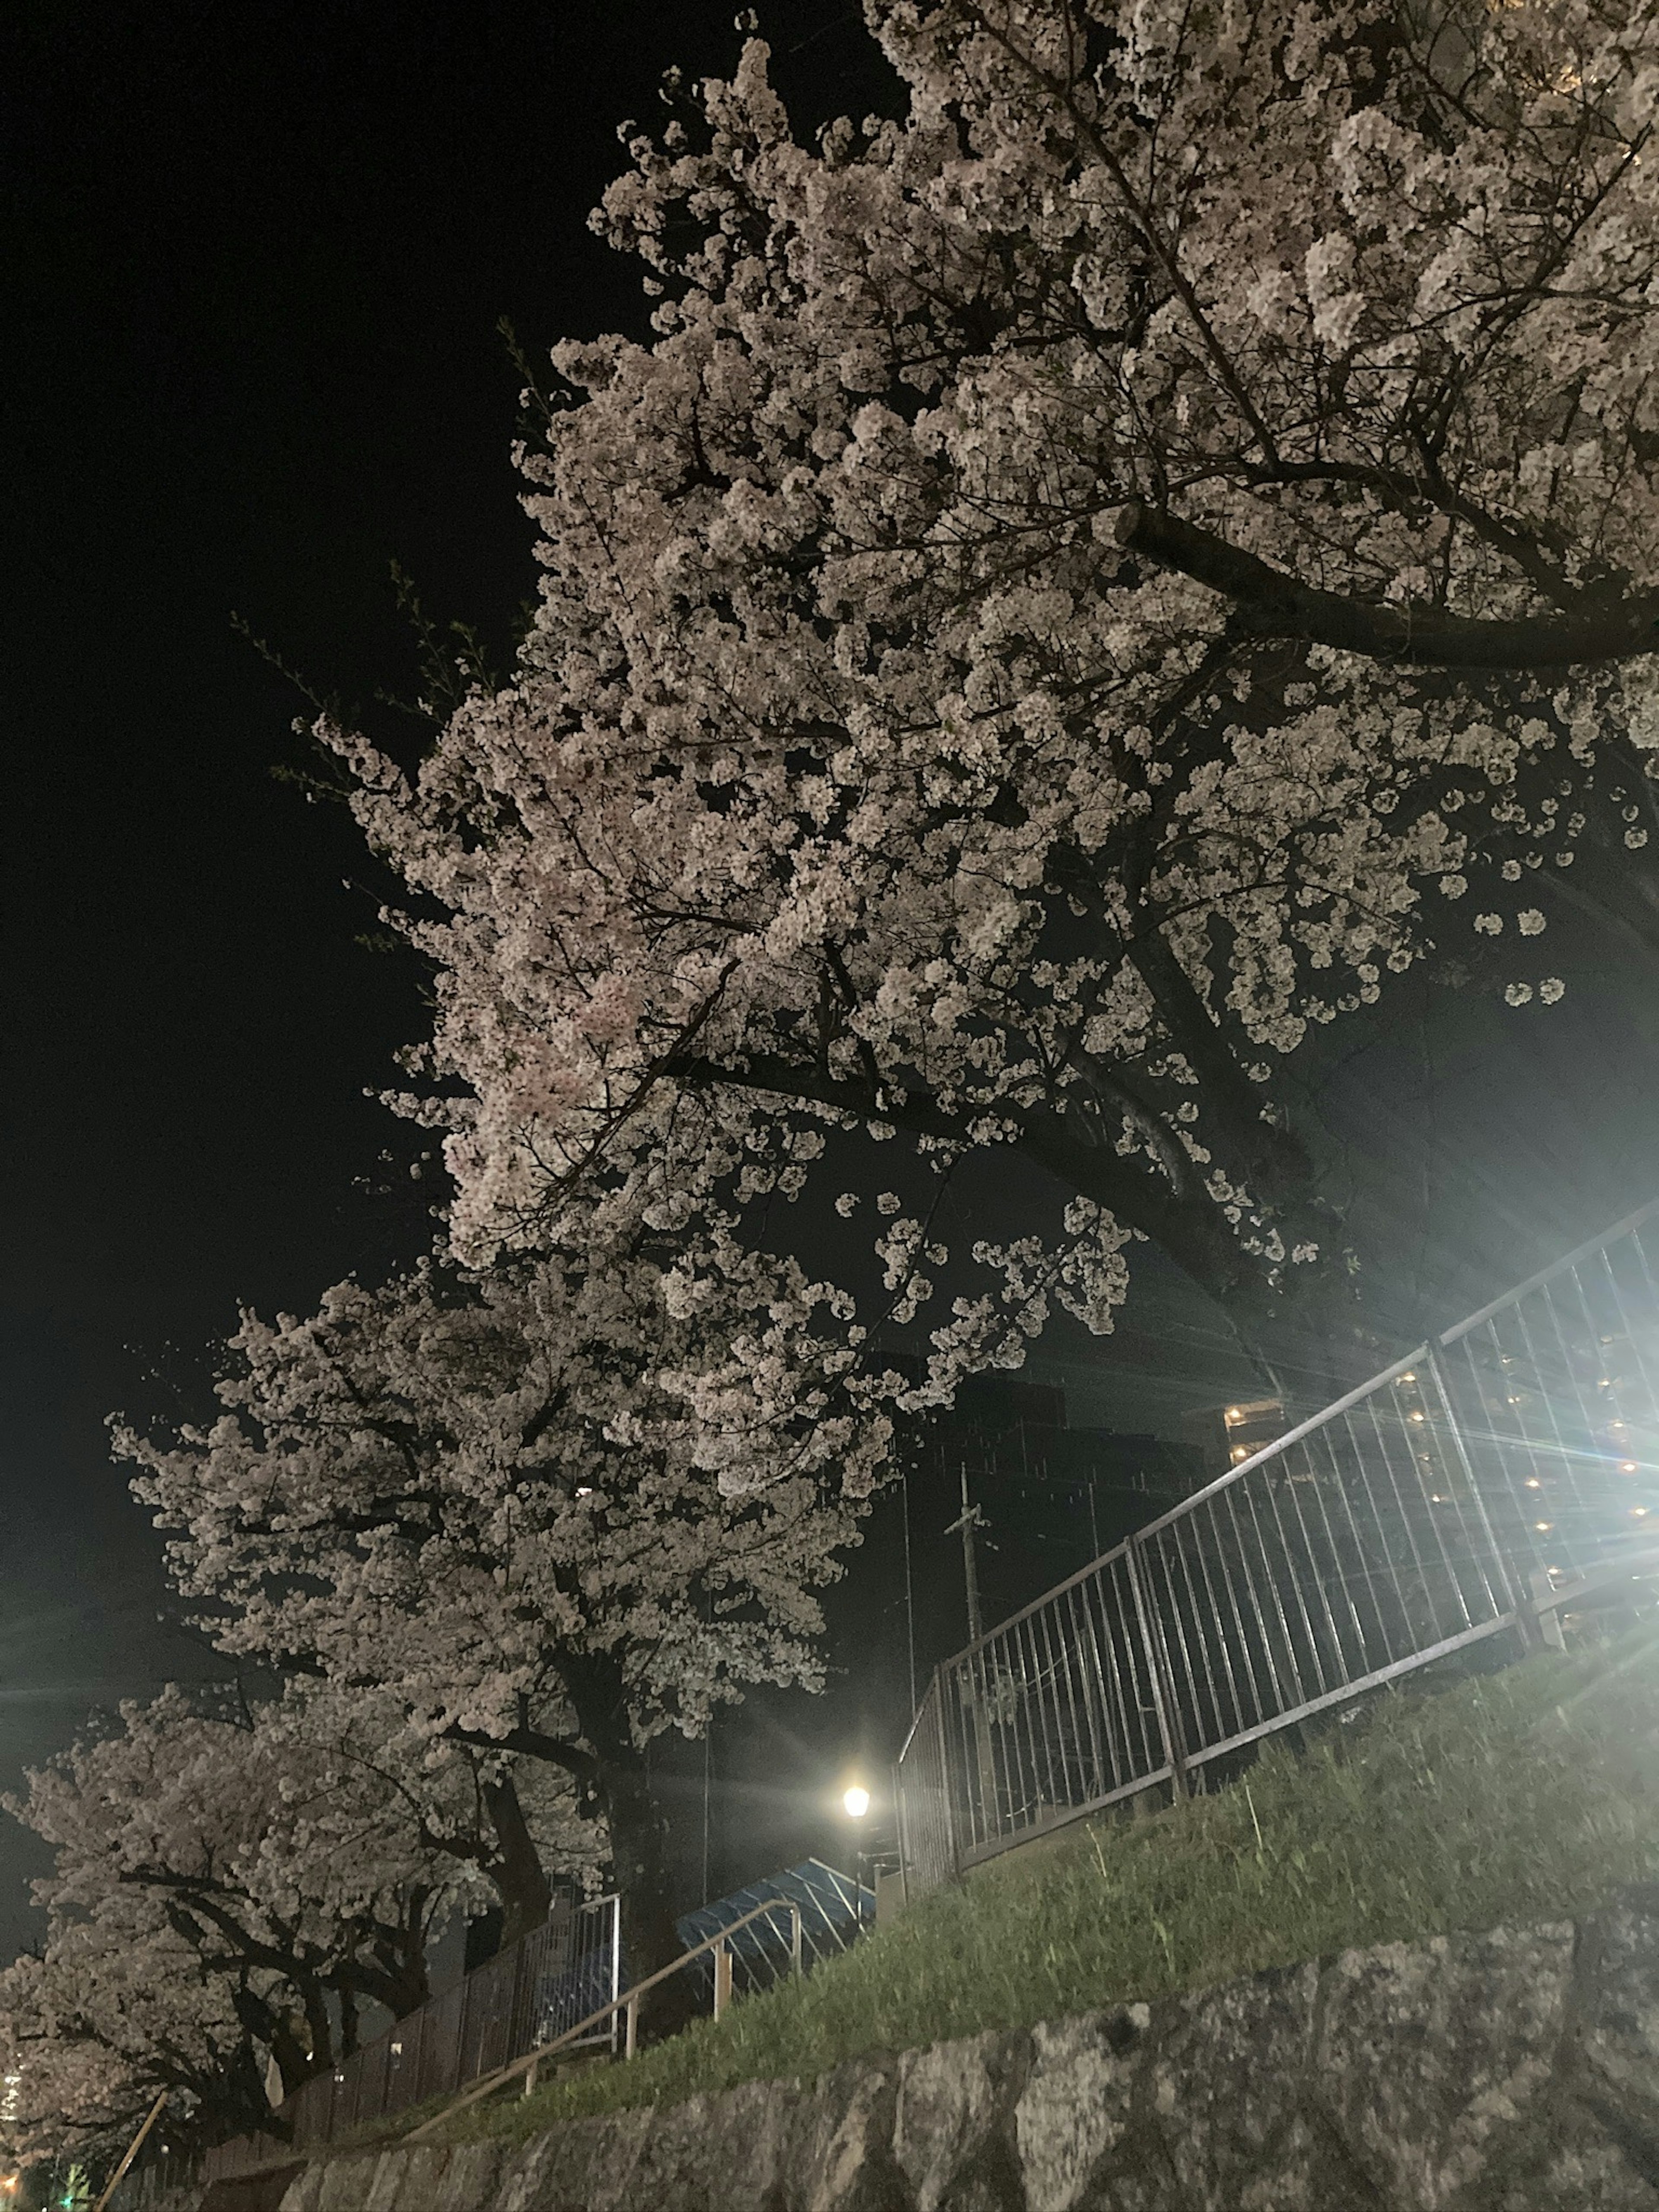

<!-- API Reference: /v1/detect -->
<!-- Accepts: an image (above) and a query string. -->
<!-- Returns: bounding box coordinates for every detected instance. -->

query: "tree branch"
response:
[443,1720,599,1786]
[1116,502,1659,669]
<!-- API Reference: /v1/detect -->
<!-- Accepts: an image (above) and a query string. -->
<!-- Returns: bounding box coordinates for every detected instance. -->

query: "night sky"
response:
[7,0,1659,1961]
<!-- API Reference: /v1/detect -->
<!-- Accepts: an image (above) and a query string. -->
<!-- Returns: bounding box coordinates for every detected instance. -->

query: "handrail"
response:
[1438,1193,1659,1348]
[403,1894,804,2141]
[92,2091,166,2212]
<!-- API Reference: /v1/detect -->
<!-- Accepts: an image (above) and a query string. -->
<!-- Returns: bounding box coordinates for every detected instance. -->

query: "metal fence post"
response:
[1519,1565,1568,1651]
[928,1666,960,1875]
[1420,1347,1526,1620]
[1124,1536,1189,1798]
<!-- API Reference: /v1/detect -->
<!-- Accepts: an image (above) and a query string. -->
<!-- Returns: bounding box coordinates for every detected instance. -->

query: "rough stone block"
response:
[1315,1922,1577,2207]
[1149,1963,1318,2212]
[1014,2007,1148,2212]
[893,2028,1025,2212]
[784,2055,904,2212]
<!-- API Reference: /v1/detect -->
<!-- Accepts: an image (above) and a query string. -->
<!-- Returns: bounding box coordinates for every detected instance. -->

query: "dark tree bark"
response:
[481,1774,554,1946]
[559,1651,699,2040]
[1113,503,1659,671]
[449,1666,701,2038]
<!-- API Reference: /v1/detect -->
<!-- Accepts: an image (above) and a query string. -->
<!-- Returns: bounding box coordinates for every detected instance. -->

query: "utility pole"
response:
[700,1723,713,1901]
[946,1462,999,1832]
[946,1463,987,1645]
[900,1468,918,1714]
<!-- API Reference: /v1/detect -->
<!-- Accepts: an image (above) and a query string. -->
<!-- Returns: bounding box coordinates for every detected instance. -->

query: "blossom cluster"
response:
[331,0,1659,1370]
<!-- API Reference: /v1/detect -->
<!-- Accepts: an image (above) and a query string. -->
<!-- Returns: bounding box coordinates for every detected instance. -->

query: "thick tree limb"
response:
[444,1719,599,1786]
[1115,502,1659,669]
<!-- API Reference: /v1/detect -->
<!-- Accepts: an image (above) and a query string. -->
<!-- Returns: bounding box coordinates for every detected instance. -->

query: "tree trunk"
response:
[561,1652,699,2040]
[483,1774,554,1945]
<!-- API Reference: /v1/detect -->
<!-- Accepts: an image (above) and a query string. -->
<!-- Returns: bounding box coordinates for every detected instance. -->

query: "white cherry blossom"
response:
[328,0,1659,1387]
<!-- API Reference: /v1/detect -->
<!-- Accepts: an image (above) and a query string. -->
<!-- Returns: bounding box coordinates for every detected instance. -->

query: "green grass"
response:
[425,1633,1659,2150]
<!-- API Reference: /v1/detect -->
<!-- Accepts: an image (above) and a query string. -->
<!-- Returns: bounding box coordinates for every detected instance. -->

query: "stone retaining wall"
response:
[197,1896,1659,2211]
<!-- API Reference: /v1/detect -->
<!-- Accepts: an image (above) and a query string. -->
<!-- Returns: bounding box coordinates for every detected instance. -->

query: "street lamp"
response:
[842,1785,871,1820]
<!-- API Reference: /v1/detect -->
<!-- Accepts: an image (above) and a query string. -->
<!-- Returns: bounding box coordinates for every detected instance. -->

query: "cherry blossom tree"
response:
[114,1232,881,2015]
[0,1900,263,2168]
[0,1680,563,2161]
[328,0,1659,1392]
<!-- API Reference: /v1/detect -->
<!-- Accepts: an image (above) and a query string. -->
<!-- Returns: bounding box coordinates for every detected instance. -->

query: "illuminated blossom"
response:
[327,0,1659,1379]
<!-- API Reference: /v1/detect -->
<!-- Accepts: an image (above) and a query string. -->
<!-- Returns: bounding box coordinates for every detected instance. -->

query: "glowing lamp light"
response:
[1622,1462,1638,1473]
[842,1786,871,1819]
[1525,1478,1541,1488]
[1535,1520,1553,1531]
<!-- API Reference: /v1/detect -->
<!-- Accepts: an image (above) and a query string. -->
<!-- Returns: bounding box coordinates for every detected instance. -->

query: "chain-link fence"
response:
[897,1202,1659,1892]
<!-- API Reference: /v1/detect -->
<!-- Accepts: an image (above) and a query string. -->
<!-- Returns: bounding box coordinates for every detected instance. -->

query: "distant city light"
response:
[1535,1520,1553,1531]
[842,1785,871,1819]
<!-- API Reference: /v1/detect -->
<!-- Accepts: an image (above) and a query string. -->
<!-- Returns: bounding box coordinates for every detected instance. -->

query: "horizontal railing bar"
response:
[1177,1616,1518,1770]
[950,1620,1522,1872]
[894,1664,946,1763]
[933,1542,1134,1669]
[1437,1195,1659,1349]
[952,1764,1178,1866]
[1533,1546,1659,1612]
[928,1346,1433,1681]
[1127,1343,1435,1540]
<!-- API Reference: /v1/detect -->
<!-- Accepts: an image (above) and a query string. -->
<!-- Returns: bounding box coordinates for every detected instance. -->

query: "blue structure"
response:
[675,1858,875,1999]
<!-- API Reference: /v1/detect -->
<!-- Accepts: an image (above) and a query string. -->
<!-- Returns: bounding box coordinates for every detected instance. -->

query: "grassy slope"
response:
[431,1634,1659,2150]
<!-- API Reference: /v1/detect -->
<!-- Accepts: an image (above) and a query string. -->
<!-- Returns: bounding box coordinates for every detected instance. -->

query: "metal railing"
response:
[126,1855,877,2198]
[896,1200,1659,1895]
[404,1894,805,2140]
[676,1859,872,2001]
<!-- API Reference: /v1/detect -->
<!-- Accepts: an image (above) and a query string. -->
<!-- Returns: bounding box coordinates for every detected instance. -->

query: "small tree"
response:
[0,1922,259,2171]
[116,1233,884,2015]
[330,0,1659,1392]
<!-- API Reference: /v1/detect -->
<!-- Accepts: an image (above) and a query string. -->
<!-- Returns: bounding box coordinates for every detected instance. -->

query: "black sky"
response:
[7,0,1659,1961]
[1,0,903,1955]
